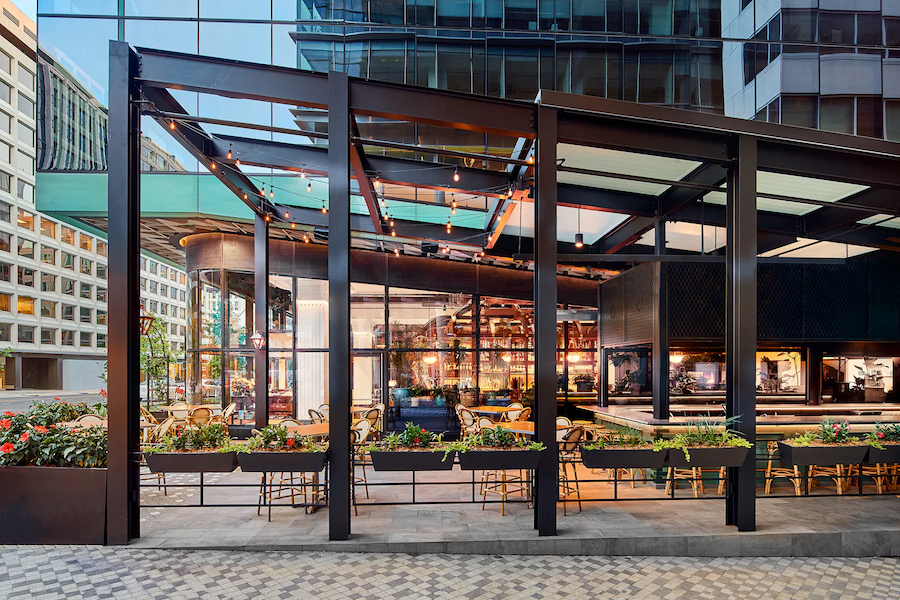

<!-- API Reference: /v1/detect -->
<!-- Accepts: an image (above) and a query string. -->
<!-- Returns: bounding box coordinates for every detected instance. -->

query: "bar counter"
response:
[576,404,900,436]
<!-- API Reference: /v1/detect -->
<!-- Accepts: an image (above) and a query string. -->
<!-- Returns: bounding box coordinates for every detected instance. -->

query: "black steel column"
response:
[328,70,352,541]
[599,347,609,407]
[725,135,757,532]
[652,221,670,420]
[534,106,558,536]
[806,344,821,405]
[254,214,269,431]
[107,40,141,544]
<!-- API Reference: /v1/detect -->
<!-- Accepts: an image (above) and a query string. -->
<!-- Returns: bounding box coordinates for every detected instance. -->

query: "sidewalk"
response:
[0,389,103,413]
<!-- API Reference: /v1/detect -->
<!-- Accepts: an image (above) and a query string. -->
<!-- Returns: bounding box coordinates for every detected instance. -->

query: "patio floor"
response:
[131,463,900,557]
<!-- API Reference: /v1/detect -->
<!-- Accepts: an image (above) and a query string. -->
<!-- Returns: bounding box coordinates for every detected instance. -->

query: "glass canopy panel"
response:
[555,205,630,245]
[761,239,877,259]
[556,143,702,196]
[857,215,900,230]
[634,221,727,252]
[701,191,814,216]
[756,172,868,204]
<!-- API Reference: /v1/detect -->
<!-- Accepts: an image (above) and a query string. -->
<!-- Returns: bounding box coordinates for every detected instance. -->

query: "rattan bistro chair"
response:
[308,408,327,424]
[139,405,159,425]
[763,440,805,496]
[558,426,584,515]
[186,407,214,427]
[74,414,105,426]
[458,406,478,436]
[139,417,176,495]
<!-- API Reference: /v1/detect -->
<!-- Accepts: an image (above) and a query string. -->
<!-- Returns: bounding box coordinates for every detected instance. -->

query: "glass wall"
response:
[823,356,897,403]
[186,266,597,424]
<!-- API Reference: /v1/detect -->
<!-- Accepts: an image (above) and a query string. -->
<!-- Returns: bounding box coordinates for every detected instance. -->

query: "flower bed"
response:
[0,402,108,544]
[367,423,456,471]
[237,425,328,473]
[145,423,239,473]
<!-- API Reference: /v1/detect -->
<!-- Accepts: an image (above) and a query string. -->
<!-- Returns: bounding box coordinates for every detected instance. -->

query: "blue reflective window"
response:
[38,1,117,15]
[124,0,198,18]
[125,19,199,54]
[199,0,270,20]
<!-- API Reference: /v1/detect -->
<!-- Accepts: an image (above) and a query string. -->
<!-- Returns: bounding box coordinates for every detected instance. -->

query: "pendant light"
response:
[574,206,584,248]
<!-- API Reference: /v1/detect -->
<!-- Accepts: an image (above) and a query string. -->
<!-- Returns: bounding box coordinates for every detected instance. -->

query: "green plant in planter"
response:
[248,426,327,453]
[461,426,546,452]
[369,423,443,452]
[148,423,237,454]
[583,428,648,450]
[653,416,751,462]
[818,419,853,444]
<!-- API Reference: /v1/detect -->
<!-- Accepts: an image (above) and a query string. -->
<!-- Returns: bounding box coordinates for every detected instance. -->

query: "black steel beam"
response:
[534,106,558,536]
[803,188,900,236]
[348,117,384,234]
[652,223,669,421]
[136,47,535,137]
[142,88,264,213]
[600,217,656,253]
[328,71,352,541]
[558,112,729,164]
[254,214,269,431]
[725,135,757,532]
[106,40,142,544]
[658,164,727,219]
[757,141,900,190]
[557,183,656,217]
[807,344,822,405]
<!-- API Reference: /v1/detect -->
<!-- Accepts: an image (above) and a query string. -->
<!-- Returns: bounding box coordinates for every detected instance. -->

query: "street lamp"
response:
[139,307,154,336]
[250,331,266,350]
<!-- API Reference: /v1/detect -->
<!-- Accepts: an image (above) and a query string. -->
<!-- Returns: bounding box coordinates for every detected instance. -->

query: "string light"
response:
[394,248,400,257]
[480,250,485,257]
[284,211,290,218]
[375,173,380,185]
[307,181,312,193]
[446,219,452,234]
[321,200,327,214]
[453,166,460,182]
[261,186,265,198]
[210,162,216,170]
[243,193,248,201]
[380,197,386,208]
[235,158,240,166]
[269,188,274,199]
[390,229,396,237]
[169,121,176,130]
[290,222,296,229]
[304,235,310,243]
[264,213,271,222]
[300,169,306,179]
[227,145,232,160]
[389,218,395,227]
[451,195,457,215]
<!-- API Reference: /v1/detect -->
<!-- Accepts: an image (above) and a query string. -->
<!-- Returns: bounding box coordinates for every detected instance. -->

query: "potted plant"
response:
[145,423,239,473]
[455,426,545,470]
[573,374,595,393]
[778,419,869,467]
[0,402,108,544]
[659,417,752,468]
[581,428,667,469]
[367,423,455,471]
[238,425,328,473]
[865,423,900,464]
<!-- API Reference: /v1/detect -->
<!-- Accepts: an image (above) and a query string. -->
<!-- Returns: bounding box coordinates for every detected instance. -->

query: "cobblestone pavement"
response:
[1,547,898,599]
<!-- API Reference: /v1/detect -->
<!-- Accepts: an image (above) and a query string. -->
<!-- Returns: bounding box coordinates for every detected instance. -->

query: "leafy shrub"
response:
[652,416,751,462]
[0,404,107,468]
[788,419,865,447]
[249,425,326,452]
[150,423,235,453]
[583,428,648,450]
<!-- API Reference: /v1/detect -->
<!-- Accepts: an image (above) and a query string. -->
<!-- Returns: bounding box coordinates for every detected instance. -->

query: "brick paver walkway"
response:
[1,547,898,599]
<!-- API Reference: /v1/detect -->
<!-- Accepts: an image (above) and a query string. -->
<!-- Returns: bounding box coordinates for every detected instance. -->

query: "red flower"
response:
[99,389,108,399]
[34,426,49,434]
[286,438,294,448]
[878,432,886,439]
[3,411,13,417]
[0,443,14,453]
[0,419,11,430]
[19,432,29,442]
[413,437,420,444]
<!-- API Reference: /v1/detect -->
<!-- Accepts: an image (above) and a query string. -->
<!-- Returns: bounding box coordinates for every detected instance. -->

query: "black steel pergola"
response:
[106,41,900,545]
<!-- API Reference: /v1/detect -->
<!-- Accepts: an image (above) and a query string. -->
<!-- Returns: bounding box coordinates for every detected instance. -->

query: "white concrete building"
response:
[0,1,187,389]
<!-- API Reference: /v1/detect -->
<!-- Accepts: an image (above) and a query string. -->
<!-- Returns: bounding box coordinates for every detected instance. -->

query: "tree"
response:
[141,314,175,404]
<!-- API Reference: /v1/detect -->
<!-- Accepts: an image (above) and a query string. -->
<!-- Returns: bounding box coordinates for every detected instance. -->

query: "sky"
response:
[15,0,36,23]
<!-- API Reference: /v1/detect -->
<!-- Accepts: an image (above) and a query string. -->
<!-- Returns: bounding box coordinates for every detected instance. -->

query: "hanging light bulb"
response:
[451,207,456,216]
[389,218,395,227]
[480,250,485,257]
[290,222,296,229]
[380,197,386,208]
[235,158,240,166]
[284,211,290,218]
[227,145,233,160]
[260,185,265,198]
[453,166,460,182]
[574,206,583,248]
[304,235,310,243]
[451,196,457,209]
[446,219,452,234]
[270,188,274,199]
[390,229,396,237]
[321,200,327,214]
[210,162,216,170]
[264,213,271,222]
[300,168,306,179]
[307,181,312,193]
[169,121,176,130]
[243,193,248,201]
[394,248,400,257]
[375,173,380,185]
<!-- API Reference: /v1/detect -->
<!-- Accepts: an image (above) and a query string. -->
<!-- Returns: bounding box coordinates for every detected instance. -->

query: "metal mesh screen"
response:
[669,263,725,340]
[624,263,654,343]
[758,264,803,339]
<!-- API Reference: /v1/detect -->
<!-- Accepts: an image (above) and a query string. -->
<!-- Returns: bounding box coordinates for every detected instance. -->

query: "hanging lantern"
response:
[139,308,154,336]
[250,331,266,350]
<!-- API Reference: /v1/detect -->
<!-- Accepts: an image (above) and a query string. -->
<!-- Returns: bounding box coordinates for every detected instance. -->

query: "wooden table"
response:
[468,406,519,420]
[284,423,330,438]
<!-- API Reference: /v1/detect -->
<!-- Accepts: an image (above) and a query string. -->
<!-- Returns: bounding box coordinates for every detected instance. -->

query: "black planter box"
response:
[457,449,543,471]
[777,442,868,467]
[665,446,749,468]
[0,466,107,544]
[575,382,594,392]
[238,451,328,473]
[865,444,900,465]
[370,450,456,471]
[146,451,238,473]
[581,447,667,469]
